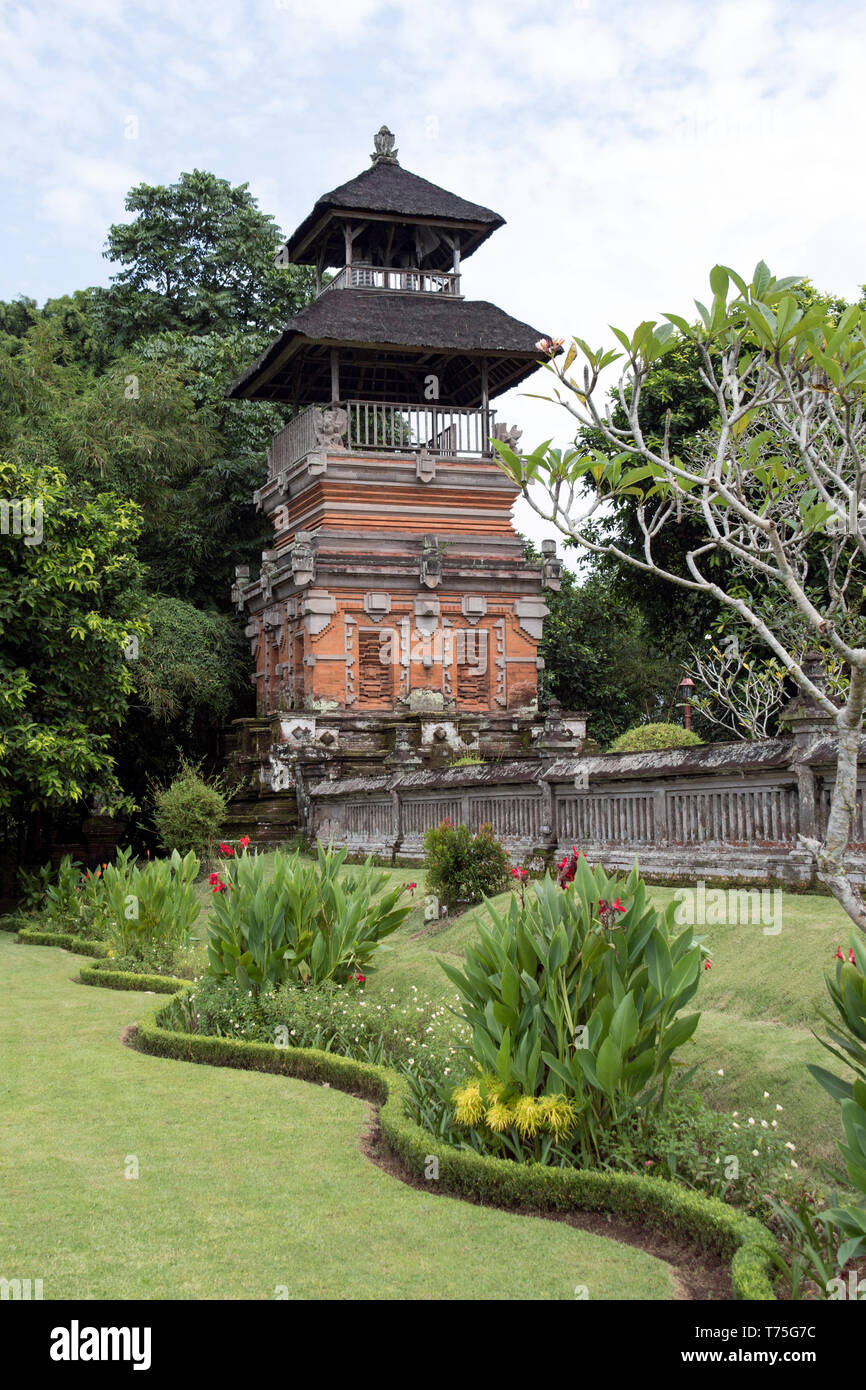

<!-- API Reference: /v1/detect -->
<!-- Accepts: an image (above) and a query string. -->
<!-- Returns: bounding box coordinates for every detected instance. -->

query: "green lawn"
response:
[0,932,672,1300]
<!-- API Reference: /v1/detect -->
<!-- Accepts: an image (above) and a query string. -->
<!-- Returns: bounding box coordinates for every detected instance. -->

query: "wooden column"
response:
[330,350,340,403]
[480,358,490,456]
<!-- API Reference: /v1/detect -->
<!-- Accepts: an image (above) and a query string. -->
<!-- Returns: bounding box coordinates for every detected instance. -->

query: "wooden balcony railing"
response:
[319,263,462,297]
[269,399,497,477]
[347,401,495,456]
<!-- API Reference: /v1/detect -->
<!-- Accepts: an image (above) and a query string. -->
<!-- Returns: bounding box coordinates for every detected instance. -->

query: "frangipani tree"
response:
[493,263,866,930]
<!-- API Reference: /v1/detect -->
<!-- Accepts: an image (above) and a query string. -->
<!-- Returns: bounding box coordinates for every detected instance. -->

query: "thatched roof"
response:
[285,161,505,269]
[227,290,551,405]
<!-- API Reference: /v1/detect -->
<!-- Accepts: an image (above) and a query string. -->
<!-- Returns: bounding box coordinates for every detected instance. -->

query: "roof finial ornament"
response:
[371,125,399,166]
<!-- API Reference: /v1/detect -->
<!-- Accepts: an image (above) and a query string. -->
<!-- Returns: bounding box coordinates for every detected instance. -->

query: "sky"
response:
[1,0,864,553]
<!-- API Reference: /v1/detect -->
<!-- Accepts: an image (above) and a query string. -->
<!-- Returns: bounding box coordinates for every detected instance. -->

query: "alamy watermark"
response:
[1,497,43,545]
[674,881,782,935]
[0,1276,43,1299]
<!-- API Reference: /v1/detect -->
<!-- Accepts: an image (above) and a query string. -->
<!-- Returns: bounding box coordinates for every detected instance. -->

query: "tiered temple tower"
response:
[226,128,582,837]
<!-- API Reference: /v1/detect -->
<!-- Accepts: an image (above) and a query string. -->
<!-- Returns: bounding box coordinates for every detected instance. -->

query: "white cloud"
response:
[2,0,864,445]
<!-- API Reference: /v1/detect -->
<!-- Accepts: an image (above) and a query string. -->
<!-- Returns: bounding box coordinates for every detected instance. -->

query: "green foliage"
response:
[17,927,109,957]
[607,722,704,753]
[0,295,38,343]
[206,845,413,992]
[551,280,866,657]
[440,860,706,1164]
[188,973,467,1082]
[0,457,149,816]
[41,290,118,375]
[808,934,866,1263]
[151,759,226,857]
[101,848,201,961]
[423,820,510,909]
[43,854,87,931]
[613,1088,800,1216]
[133,596,247,729]
[0,168,319,851]
[17,858,61,912]
[536,564,686,744]
[98,169,316,344]
[763,1192,841,1299]
[80,963,187,992]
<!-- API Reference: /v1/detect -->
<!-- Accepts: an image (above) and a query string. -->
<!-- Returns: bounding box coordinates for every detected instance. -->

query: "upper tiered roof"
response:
[282,126,504,270]
[228,128,556,407]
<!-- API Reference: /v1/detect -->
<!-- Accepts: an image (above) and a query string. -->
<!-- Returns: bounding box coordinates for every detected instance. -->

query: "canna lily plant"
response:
[440,855,707,1162]
[206,842,412,992]
[807,933,866,1263]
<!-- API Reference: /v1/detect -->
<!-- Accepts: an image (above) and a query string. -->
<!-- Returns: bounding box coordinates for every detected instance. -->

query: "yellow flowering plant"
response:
[441,855,706,1163]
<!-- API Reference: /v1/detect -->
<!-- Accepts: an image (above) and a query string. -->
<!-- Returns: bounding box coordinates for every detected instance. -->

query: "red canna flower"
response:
[354,972,365,984]
[835,947,845,960]
[406,882,417,894]
[208,872,220,885]
[239,835,251,850]
[704,960,712,970]
[850,948,857,964]
[211,879,228,894]
[219,843,234,857]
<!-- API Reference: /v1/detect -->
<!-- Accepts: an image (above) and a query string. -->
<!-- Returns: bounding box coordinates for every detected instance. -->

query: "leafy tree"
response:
[98,169,316,346]
[537,562,686,746]
[0,458,149,858]
[113,596,251,816]
[41,289,119,375]
[498,262,866,929]
[0,296,38,344]
[576,283,866,655]
[132,595,248,728]
[0,332,261,602]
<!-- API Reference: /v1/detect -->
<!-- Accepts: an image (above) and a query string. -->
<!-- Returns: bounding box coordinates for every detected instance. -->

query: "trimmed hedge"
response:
[133,991,779,1301]
[17,928,109,957]
[79,964,188,993]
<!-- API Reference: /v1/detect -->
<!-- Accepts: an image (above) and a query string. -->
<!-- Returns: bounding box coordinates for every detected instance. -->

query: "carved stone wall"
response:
[301,736,866,887]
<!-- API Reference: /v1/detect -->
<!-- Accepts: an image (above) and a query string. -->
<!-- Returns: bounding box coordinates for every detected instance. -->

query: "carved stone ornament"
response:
[363,591,392,622]
[371,125,399,165]
[313,405,348,451]
[259,551,278,602]
[461,594,487,626]
[420,534,442,589]
[414,593,440,638]
[492,422,523,451]
[542,555,563,591]
[415,447,436,484]
[289,531,316,587]
[231,564,250,613]
[302,590,337,637]
[514,596,550,641]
